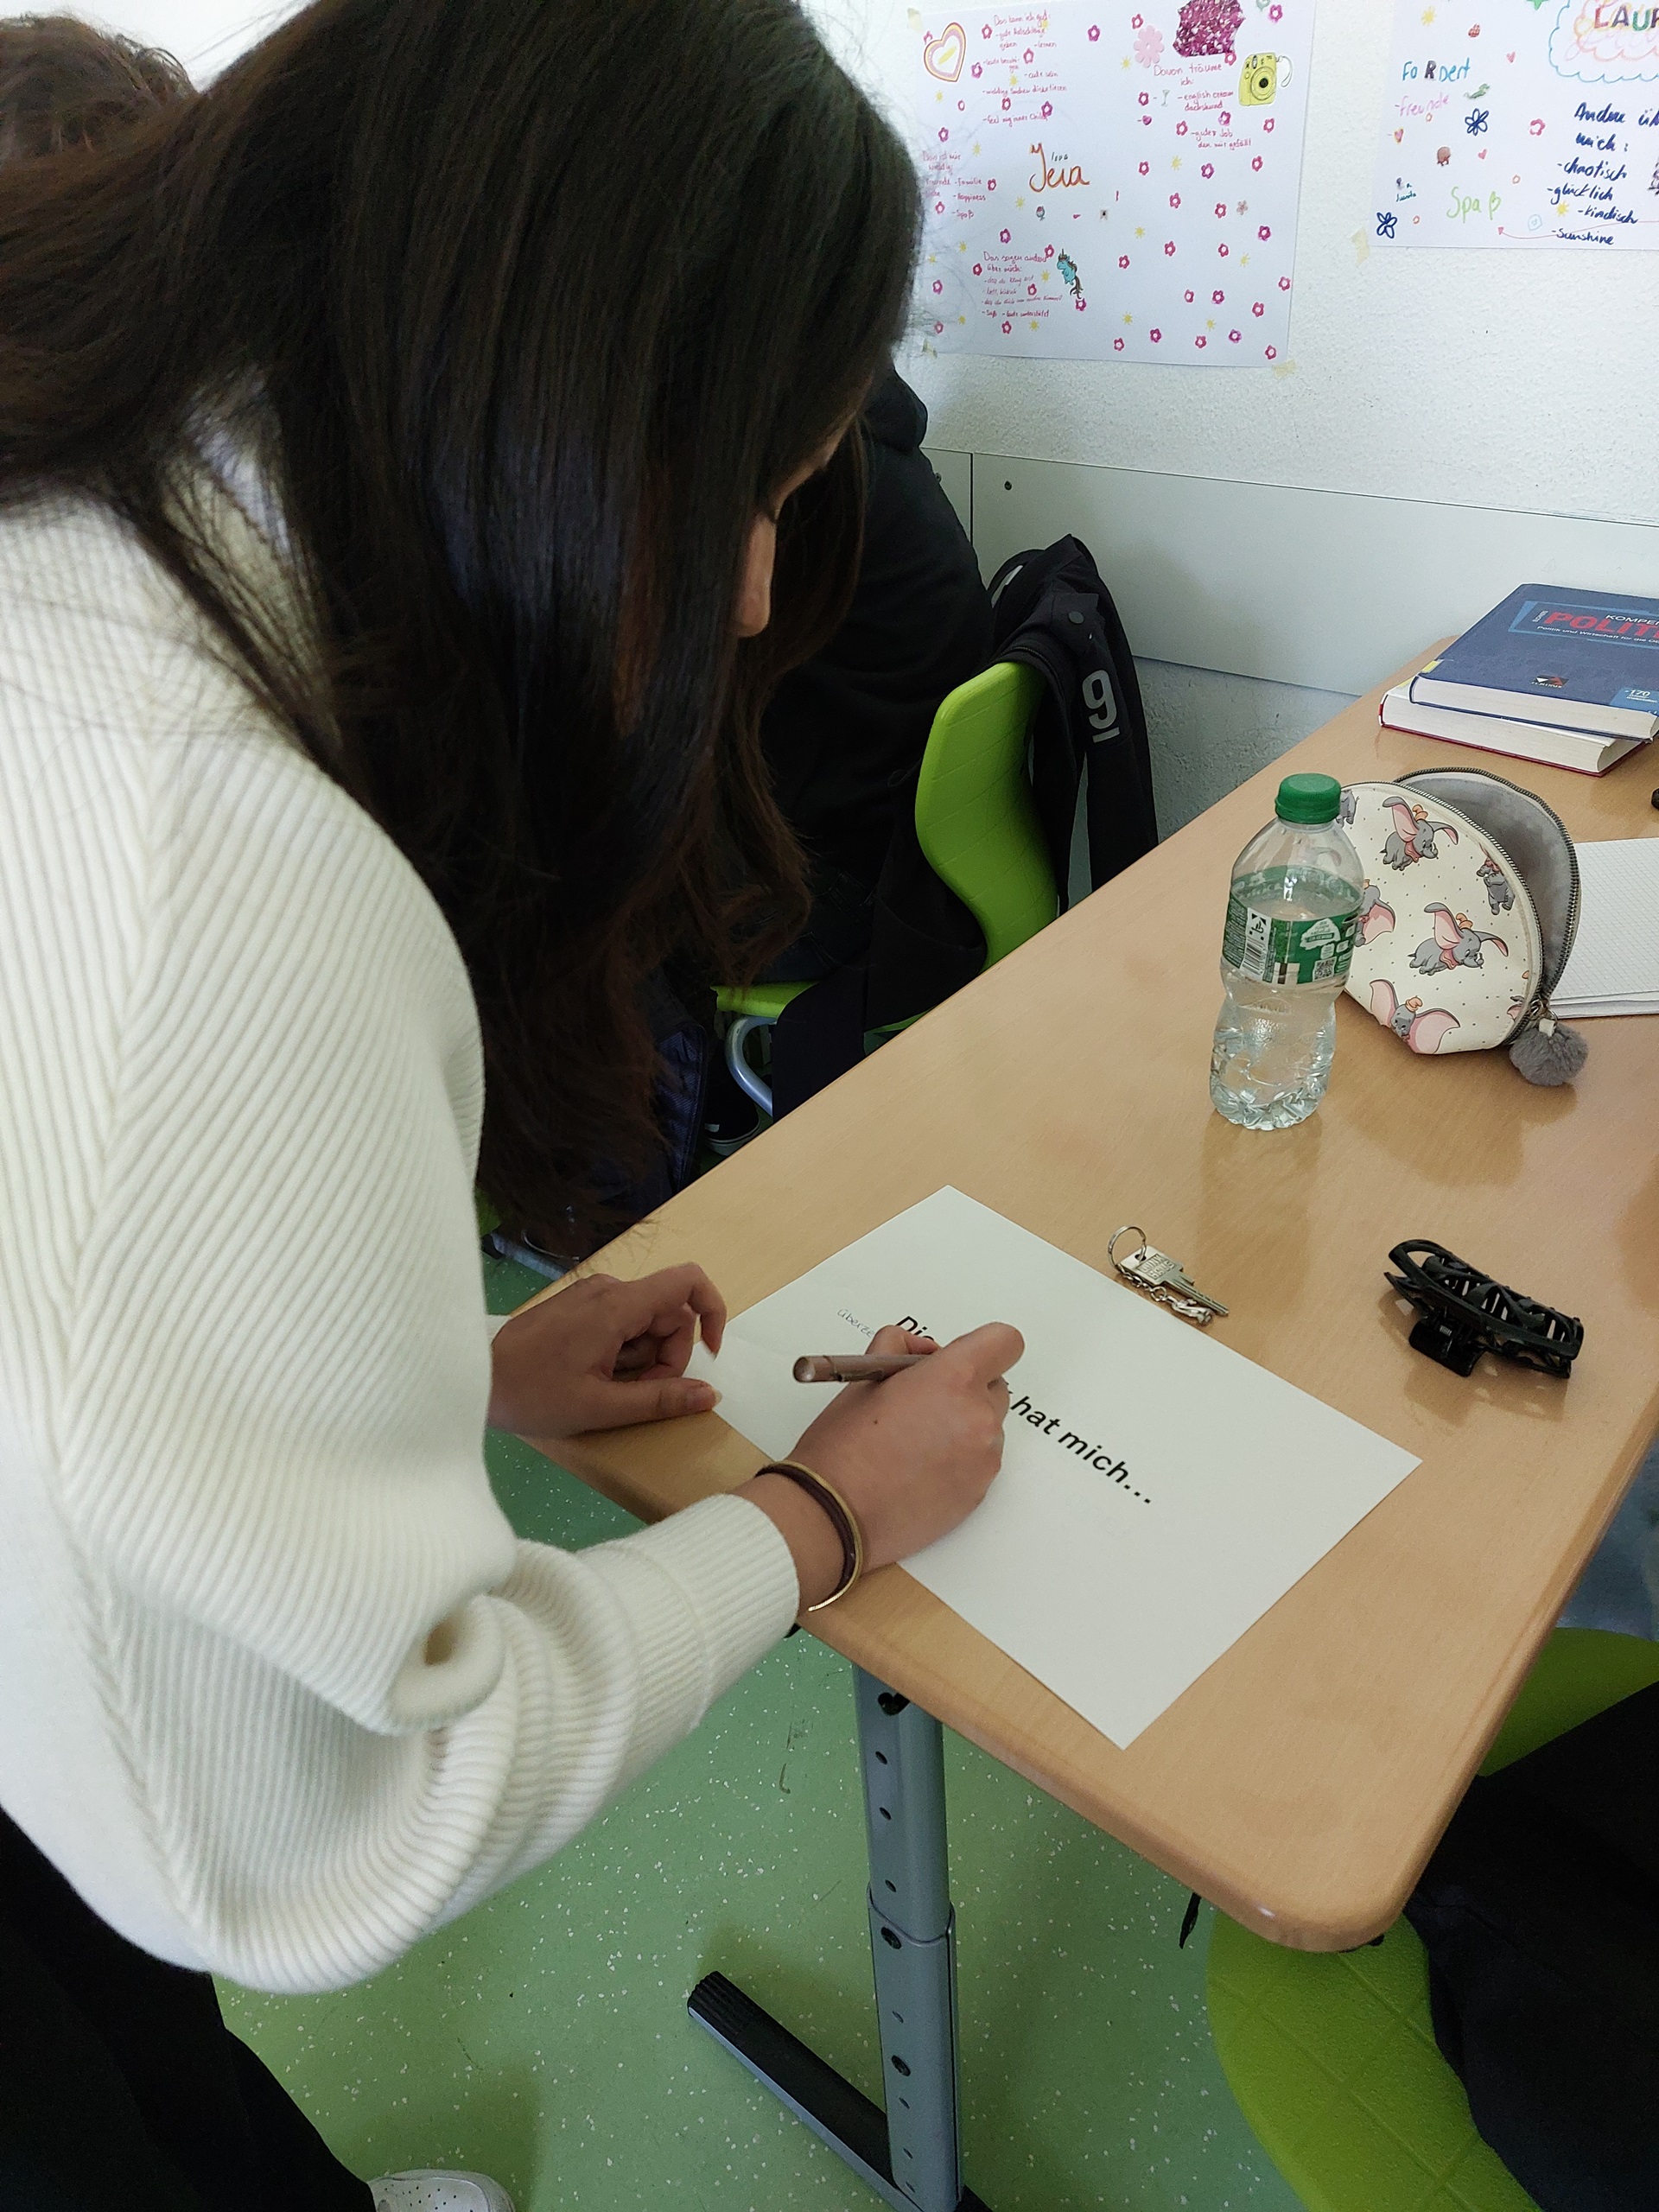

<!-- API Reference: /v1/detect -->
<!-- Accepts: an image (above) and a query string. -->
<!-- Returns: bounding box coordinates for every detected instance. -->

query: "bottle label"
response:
[1223,896,1359,986]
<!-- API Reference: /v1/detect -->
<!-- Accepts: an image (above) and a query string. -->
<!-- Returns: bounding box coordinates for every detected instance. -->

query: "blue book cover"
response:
[1410,584,1659,739]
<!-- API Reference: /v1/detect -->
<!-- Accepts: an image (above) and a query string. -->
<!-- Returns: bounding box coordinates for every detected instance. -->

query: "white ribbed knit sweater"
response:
[0,481,798,1995]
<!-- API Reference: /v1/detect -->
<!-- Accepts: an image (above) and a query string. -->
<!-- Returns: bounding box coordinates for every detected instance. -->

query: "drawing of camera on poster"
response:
[1376,0,1659,248]
[909,0,1316,364]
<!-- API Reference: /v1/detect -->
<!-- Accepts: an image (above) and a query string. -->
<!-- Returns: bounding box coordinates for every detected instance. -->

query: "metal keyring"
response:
[1107,1224,1148,1269]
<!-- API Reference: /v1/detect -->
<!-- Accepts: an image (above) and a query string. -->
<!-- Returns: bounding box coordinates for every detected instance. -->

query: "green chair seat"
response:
[715,981,810,1022]
[717,659,1054,1116]
[1207,1627,1659,2212]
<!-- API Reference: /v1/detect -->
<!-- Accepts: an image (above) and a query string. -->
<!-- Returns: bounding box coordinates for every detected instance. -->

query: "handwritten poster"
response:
[910,0,1316,364]
[1376,0,1659,247]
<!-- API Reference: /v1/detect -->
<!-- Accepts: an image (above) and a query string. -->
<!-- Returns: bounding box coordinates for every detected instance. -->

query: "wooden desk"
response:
[531,658,1659,1955]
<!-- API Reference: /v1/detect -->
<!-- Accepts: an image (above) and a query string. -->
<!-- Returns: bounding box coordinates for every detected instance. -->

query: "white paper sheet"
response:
[908,0,1315,365]
[1554,837,1659,1014]
[1373,0,1659,251]
[694,1188,1420,1746]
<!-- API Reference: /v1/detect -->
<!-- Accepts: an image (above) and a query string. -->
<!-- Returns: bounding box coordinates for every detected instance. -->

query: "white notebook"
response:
[1554,840,1659,1017]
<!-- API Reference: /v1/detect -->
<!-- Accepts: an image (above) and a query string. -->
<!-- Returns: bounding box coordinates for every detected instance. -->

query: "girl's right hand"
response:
[740,1320,1024,1607]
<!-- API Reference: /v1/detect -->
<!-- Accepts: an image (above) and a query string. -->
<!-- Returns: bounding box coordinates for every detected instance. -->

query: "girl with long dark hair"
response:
[0,3,1020,2204]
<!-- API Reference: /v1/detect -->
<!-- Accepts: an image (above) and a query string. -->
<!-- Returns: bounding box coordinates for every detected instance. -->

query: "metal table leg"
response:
[689,1669,992,2211]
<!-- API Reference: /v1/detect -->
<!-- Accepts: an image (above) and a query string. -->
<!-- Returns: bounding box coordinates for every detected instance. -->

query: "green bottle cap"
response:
[1274,772,1343,825]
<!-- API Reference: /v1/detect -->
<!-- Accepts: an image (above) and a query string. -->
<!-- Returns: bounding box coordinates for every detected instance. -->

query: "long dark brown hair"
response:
[0,0,918,1235]
[0,12,192,162]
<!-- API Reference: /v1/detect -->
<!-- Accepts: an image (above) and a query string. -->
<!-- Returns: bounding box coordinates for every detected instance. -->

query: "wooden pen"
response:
[792,1352,931,1383]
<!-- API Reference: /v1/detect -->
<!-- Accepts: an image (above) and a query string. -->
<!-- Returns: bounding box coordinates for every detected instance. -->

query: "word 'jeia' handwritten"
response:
[1028,142,1090,192]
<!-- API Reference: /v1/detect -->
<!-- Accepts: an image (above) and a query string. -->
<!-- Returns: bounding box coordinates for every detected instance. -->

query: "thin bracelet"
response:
[756,1459,867,1611]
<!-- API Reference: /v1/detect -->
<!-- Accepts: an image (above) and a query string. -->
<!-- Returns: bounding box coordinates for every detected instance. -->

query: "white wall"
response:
[74,0,283,73]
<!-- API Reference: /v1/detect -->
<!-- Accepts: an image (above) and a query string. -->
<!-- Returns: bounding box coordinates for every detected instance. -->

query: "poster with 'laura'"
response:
[909,0,1316,363]
[1375,0,1659,248]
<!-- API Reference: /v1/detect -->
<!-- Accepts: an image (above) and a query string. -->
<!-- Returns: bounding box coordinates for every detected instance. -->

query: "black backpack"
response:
[769,535,1156,1115]
[1404,1680,1659,2212]
[986,533,1159,895]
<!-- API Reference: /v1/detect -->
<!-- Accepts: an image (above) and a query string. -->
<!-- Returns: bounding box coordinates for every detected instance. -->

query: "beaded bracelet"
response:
[756,1459,867,1611]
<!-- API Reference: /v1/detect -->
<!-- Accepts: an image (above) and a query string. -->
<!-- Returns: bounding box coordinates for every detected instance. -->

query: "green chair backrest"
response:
[914,660,1055,970]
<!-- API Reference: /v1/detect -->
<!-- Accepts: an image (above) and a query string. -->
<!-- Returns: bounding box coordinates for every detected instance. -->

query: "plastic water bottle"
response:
[1210,772,1364,1130]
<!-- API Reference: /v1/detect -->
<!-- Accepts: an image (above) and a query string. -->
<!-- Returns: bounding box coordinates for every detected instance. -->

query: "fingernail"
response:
[688,1382,719,1411]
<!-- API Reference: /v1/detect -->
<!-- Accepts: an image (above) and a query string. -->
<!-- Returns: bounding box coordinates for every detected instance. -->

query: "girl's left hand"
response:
[486,1265,726,1437]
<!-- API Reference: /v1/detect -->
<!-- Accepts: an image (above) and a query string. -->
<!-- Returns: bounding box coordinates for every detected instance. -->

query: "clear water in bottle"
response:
[1211,772,1364,1130]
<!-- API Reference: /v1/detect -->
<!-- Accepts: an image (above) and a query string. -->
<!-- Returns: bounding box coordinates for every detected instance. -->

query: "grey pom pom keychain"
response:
[1510,1011,1589,1087]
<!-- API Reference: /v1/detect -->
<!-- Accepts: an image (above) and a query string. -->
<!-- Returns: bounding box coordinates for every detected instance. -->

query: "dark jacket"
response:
[760,371,992,967]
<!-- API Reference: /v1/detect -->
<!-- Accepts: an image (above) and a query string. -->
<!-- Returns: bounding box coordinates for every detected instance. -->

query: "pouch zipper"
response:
[1400,764,1582,1040]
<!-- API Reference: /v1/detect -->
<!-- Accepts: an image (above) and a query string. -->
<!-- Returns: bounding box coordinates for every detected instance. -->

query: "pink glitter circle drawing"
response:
[1279,274,1291,289]
[1184,287,1194,301]
[1170,192,1182,207]
[932,279,944,293]
[1114,336,1125,349]
[1229,328,1241,340]
[1119,254,1130,267]
[1213,288,1225,302]
[1150,327,1162,340]
[1258,223,1271,238]
[1164,239,1177,255]
[1173,0,1242,58]
[1266,345,1277,359]
[1089,22,1101,37]
[1252,300,1264,315]
[1195,334,1206,347]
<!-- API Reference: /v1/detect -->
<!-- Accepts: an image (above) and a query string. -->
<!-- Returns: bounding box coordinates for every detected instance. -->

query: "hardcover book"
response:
[1409,586,1659,741]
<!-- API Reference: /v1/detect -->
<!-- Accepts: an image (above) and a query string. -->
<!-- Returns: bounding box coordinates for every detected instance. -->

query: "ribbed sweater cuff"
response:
[582,1493,799,1776]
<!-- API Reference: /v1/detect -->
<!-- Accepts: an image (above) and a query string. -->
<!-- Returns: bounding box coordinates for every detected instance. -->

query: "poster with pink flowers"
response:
[1374,0,1659,249]
[910,0,1315,363]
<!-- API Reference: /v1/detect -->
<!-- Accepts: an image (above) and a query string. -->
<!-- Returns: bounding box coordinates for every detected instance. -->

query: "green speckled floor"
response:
[219,1259,1300,2212]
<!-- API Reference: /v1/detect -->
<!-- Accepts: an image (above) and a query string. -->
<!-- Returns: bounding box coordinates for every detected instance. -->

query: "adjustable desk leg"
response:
[688,1669,992,2212]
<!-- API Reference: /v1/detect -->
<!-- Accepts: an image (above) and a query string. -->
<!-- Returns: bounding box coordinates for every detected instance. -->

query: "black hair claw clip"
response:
[1385,1240,1584,1380]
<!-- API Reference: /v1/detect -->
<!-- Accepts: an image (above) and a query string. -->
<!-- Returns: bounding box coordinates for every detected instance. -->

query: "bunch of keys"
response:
[1107,1225,1229,1328]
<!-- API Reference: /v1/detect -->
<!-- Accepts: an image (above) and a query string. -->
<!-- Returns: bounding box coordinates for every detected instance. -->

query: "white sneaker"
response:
[369,2173,515,2212]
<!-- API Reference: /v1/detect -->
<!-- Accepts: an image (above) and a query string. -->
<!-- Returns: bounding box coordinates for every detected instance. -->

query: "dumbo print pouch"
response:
[1341,767,1586,1084]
